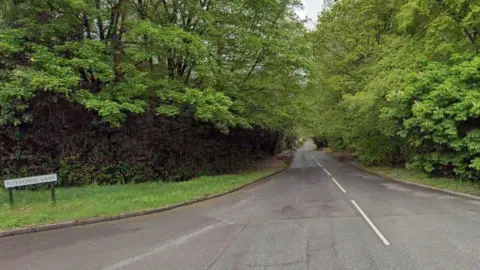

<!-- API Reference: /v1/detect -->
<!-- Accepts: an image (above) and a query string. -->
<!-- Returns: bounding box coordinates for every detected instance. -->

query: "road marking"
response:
[351,200,390,246]
[332,178,346,193]
[310,155,323,167]
[215,217,234,225]
[232,199,247,209]
[102,224,219,270]
[205,224,248,269]
[311,155,344,193]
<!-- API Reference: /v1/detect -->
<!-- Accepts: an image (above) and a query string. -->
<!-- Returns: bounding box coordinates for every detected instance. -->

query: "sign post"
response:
[3,174,58,207]
[50,183,56,205]
[8,188,14,208]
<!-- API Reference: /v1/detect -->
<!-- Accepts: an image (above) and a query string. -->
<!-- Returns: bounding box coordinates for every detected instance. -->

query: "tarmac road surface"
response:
[2,141,480,269]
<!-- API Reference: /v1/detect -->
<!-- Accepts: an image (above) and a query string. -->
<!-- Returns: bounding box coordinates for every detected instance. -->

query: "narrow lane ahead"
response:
[2,141,480,269]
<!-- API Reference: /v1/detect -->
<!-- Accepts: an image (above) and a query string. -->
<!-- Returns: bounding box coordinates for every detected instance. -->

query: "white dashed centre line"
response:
[311,154,344,193]
[351,200,391,246]
[310,155,323,167]
[310,153,390,246]
[332,178,346,193]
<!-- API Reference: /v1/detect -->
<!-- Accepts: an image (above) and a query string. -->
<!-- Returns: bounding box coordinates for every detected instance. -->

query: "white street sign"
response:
[4,174,57,188]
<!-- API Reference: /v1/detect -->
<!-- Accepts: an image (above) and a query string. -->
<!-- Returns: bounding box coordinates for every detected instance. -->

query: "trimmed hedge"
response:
[1,94,284,186]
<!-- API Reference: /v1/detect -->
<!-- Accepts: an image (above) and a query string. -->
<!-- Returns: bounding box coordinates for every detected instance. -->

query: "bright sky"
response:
[297,0,324,29]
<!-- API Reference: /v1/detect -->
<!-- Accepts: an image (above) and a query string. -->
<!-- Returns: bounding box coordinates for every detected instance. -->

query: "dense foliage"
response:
[5,0,478,184]
[0,0,310,185]
[310,0,480,180]
[1,0,310,129]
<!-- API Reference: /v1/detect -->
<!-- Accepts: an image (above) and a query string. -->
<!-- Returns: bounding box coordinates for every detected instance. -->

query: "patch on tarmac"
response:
[436,195,456,200]
[350,173,382,180]
[381,183,411,192]
[412,191,435,198]
[468,200,480,205]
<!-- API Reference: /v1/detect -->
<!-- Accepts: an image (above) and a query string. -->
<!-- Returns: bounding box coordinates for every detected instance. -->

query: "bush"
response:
[385,55,480,179]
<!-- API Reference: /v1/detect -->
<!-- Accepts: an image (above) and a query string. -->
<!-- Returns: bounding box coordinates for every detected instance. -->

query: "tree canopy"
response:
[0,0,314,185]
[3,0,480,183]
[0,0,311,131]
[309,0,480,179]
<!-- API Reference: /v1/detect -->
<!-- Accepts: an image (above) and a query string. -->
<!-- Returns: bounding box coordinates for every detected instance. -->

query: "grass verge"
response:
[0,167,283,231]
[321,148,480,197]
[361,165,480,197]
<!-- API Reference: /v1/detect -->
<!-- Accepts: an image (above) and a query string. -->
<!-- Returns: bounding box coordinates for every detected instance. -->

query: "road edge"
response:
[0,168,286,238]
[322,151,480,201]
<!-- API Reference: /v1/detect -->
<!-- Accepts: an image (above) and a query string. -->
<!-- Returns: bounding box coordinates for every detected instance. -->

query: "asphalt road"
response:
[2,141,480,269]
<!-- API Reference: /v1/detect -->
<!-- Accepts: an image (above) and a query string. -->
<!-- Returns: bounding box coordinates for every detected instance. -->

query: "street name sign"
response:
[4,174,57,188]
[3,173,58,206]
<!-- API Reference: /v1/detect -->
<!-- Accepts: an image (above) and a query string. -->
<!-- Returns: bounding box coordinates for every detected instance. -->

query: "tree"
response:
[0,0,312,132]
[309,0,480,179]
[308,0,403,164]
[0,0,314,185]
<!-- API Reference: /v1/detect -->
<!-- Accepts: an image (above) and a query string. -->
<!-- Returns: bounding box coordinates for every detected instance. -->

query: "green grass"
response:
[364,166,480,196]
[0,169,280,230]
[322,148,480,197]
